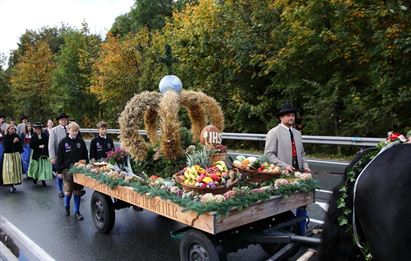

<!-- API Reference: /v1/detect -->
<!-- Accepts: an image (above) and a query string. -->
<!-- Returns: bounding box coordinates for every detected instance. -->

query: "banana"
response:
[215,165,224,171]
[184,170,190,179]
[214,161,228,171]
[215,161,226,166]
[190,166,198,176]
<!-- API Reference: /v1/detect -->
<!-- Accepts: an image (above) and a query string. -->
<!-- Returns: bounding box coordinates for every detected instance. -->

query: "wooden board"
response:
[74,173,314,235]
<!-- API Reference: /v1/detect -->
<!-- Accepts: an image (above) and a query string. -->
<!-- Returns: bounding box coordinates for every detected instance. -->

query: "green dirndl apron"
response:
[2,152,23,185]
[27,153,53,181]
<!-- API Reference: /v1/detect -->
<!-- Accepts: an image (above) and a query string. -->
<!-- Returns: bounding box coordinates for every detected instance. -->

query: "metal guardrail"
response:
[80,128,384,147]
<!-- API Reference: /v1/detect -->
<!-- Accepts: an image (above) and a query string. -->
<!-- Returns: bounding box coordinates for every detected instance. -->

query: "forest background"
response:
[0,0,410,144]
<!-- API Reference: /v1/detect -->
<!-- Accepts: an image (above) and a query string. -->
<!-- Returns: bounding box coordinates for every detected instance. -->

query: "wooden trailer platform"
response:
[73,173,314,235]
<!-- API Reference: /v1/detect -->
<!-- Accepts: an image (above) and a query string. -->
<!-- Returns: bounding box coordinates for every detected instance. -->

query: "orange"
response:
[242,159,250,166]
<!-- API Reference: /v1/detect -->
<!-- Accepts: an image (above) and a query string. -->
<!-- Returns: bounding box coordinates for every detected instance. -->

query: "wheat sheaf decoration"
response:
[119,76,225,161]
[158,91,183,160]
[179,90,224,142]
[118,91,161,160]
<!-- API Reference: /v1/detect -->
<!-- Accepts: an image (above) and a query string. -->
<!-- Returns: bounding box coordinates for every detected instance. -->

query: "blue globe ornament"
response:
[159,75,183,94]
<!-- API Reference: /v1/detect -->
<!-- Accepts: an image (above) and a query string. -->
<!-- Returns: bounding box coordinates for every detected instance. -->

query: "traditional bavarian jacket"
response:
[264,124,309,171]
[56,135,89,172]
[30,132,49,160]
[89,135,115,161]
[48,125,67,161]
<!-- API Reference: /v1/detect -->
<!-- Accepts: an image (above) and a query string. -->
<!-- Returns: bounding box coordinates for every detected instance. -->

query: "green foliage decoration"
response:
[69,166,318,217]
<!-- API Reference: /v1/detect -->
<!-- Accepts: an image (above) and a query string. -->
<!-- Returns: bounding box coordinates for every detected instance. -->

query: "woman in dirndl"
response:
[28,122,53,186]
[1,124,23,192]
[20,122,33,176]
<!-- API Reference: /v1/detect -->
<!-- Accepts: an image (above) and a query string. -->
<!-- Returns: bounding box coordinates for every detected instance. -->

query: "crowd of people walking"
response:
[0,113,115,221]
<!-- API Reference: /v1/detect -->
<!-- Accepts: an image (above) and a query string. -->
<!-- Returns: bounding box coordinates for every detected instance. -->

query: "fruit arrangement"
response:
[231,155,282,183]
[232,155,281,174]
[175,161,240,194]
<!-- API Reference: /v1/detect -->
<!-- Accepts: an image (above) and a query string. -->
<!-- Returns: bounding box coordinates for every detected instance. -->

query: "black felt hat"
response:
[56,112,69,121]
[277,102,297,117]
[33,122,43,128]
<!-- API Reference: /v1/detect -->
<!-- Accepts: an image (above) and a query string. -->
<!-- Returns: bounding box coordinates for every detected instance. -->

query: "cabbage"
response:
[246,156,257,163]
[236,155,246,161]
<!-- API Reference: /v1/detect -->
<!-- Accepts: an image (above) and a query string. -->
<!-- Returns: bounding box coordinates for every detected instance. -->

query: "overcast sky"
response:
[0,0,134,62]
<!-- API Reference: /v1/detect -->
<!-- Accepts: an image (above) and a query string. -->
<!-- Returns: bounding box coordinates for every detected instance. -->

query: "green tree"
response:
[10,41,56,121]
[264,0,411,136]
[110,0,174,36]
[51,23,101,125]
[0,54,11,117]
[8,26,69,68]
[90,28,155,124]
[162,0,280,132]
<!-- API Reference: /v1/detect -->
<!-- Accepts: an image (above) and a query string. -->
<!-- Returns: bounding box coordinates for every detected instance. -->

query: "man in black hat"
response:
[264,102,311,235]
[264,102,310,173]
[16,115,28,136]
[48,113,69,198]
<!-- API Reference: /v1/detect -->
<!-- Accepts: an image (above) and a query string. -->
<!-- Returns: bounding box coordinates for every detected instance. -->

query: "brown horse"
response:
[319,144,411,261]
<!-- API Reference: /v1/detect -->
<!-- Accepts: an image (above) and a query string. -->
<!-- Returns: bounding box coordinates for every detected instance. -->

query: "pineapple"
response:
[186,147,211,168]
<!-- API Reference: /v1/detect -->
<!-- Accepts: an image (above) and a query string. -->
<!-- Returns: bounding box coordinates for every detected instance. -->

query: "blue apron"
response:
[21,143,31,174]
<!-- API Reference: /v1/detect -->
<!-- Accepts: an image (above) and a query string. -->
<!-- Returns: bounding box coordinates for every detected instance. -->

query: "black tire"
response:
[90,191,115,233]
[180,229,225,261]
[260,211,299,256]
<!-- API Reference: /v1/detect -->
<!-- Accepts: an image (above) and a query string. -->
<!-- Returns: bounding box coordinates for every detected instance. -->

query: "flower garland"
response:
[337,131,409,260]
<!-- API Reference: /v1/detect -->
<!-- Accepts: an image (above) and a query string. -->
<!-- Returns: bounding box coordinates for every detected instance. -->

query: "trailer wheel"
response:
[91,191,115,233]
[261,211,298,256]
[180,230,225,261]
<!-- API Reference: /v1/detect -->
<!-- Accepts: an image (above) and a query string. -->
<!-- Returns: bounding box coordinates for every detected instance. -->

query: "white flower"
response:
[200,193,225,203]
[294,171,302,178]
[299,173,312,180]
[274,178,289,188]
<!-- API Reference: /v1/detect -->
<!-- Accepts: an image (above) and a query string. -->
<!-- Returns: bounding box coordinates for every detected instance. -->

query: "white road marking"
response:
[307,159,349,166]
[0,215,56,261]
[315,189,333,194]
[309,218,324,225]
[315,202,329,212]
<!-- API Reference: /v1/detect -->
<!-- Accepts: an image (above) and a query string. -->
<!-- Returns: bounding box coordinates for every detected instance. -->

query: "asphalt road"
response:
[0,160,346,261]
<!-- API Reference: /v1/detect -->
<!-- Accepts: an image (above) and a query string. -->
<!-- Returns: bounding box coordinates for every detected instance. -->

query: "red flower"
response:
[106,148,128,164]
[388,131,402,142]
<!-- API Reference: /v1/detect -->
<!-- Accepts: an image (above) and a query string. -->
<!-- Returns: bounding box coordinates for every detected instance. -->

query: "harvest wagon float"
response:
[71,76,319,261]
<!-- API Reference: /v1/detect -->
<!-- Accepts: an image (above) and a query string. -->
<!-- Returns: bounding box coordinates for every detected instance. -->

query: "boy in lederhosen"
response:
[57,122,88,220]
